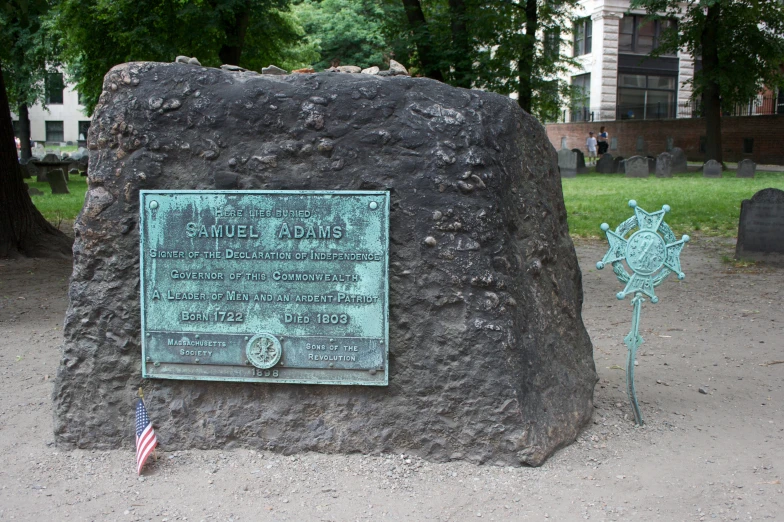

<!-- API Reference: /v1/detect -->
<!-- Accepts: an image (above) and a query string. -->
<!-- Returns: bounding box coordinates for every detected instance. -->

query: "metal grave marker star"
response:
[596,200,690,425]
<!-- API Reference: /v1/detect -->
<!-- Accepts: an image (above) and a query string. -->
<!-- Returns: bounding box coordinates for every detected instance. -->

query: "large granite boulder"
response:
[53,62,596,466]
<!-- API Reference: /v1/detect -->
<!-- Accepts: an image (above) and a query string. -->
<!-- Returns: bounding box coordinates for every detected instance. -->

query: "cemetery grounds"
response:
[1,172,783,520]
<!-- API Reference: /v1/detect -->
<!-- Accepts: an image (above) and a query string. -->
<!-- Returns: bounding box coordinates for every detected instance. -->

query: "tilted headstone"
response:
[53,62,596,467]
[656,152,673,178]
[703,159,722,178]
[670,147,687,173]
[596,153,614,173]
[737,159,756,178]
[47,168,70,194]
[625,155,649,178]
[557,147,577,178]
[613,156,625,174]
[571,148,588,173]
[735,188,784,262]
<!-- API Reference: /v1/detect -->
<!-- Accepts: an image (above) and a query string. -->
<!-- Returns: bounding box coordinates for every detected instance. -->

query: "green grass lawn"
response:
[562,170,784,238]
[26,170,784,240]
[26,176,88,225]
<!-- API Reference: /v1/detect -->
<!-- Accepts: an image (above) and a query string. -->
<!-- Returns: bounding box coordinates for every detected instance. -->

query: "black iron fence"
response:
[545,95,784,124]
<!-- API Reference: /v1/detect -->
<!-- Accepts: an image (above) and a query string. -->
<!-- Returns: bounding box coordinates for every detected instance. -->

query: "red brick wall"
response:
[545,115,784,164]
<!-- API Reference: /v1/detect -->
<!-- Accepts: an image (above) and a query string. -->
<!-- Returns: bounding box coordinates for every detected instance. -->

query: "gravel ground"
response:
[0,238,781,521]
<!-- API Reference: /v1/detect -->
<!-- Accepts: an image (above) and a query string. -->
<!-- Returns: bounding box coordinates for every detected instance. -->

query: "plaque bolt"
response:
[380,340,384,345]
[369,369,377,375]
[369,201,378,210]
[329,363,334,368]
[149,200,158,209]
[154,362,160,367]
[146,357,151,362]
[195,334,200,339]
[195,358,200,363]
[244,336,249,341]
[146,333,151,337]
[330,339,334,342]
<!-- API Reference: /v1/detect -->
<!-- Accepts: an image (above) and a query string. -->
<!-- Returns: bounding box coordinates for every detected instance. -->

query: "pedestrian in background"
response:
[586,131,597,166]
[597,126,609,155]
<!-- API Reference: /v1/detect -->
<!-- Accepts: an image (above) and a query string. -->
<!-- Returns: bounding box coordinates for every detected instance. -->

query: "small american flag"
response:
[135,398,157,475]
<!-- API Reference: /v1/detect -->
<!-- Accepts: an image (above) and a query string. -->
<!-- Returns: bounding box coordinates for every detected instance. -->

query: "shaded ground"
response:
[0,239,781,521]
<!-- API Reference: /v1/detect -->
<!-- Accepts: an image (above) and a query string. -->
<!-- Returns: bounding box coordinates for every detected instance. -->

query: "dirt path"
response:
[0,239,781,521]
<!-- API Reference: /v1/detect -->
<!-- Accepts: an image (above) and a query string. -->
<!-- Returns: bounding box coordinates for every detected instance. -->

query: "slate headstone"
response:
[656,152,673,178]
[557,147,577,178]
[703,159,722,178]
[27,184,43,196]
[53,61,596,467]
[670,147,687,173]
[625,155,649,178]
[613,156,625,174]
[737,159,756,178]
[596,153,614,174]
[571,148,588,173]
[735,188,784,262]
[47,169,70,194]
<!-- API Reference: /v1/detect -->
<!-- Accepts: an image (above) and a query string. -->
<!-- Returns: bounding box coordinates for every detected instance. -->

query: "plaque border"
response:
[139,190,390,386]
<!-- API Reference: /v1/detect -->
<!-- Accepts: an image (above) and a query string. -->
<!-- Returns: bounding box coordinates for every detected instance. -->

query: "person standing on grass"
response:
[598,126,609,155]
[586,131,597,166]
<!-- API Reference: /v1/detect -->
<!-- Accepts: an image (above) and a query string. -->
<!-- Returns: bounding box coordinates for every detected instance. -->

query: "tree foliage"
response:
[56,0,317,113]
[294,0,406,70]
[631,0,784,163]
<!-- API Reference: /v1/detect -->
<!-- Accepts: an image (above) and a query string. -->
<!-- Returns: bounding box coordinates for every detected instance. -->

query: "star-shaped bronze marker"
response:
[596,200,690,425]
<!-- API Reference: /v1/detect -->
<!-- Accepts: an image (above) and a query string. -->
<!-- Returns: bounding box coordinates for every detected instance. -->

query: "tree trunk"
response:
[17,103,32,161]
[218,2,251,66]
[517,0,538,112]
[0,64,72,259]
[701,4,723,165]
[401,0,445,81]
[449,0,471,88]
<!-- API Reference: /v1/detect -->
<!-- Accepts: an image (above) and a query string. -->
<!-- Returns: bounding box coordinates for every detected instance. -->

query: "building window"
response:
[573,18,592,57]
[45,73,64,104]
[544,27,561,60]
[46,121,64,143]
[743,138,754,154]
[78,121,91,141]
[619,15,676,55]
[617,73,676,120]
[571,73,591,122]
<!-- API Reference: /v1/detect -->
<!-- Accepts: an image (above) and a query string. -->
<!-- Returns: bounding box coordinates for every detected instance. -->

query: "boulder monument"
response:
[53,62,596,466]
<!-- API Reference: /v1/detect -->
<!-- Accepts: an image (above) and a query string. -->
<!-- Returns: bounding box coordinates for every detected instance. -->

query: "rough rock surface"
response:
[53,62,596,466]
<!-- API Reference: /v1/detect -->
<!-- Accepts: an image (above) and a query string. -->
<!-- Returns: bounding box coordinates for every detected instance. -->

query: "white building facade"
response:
[11,72,92,145]
[563,0,694,123]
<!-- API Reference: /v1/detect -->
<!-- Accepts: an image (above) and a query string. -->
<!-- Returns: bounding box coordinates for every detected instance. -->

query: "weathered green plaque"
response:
[139,190,389,385]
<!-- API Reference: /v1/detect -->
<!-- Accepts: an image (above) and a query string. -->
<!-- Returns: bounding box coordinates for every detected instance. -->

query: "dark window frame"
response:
[45,73,65,105]
[616,72,677,120]
[573,18,592,57]
[78,121,91,140]
[45,121,64,143]
[619,14,676,56]
[571,73,592,122]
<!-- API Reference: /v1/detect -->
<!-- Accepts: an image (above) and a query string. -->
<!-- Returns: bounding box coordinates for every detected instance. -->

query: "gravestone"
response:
[571,148,588,173]
[596,153,614,173]
[670,148,687,173]
[34,153,63,182]
[613,156,625,174]
[68,168,79,180]
[625,156,649,178]
[735,188,784,262]
[47,169,70,194]
[53,61,596,467]
[656,152,673,178]
[703,159,722,178]
[737,159,756,178]
[27,184,43,196]
[557,147,577,178]
[635,136,645,154]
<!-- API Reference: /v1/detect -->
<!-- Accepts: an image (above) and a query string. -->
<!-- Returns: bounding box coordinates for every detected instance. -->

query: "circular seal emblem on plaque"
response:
[246,333,282,369]
[625,229,666,275]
